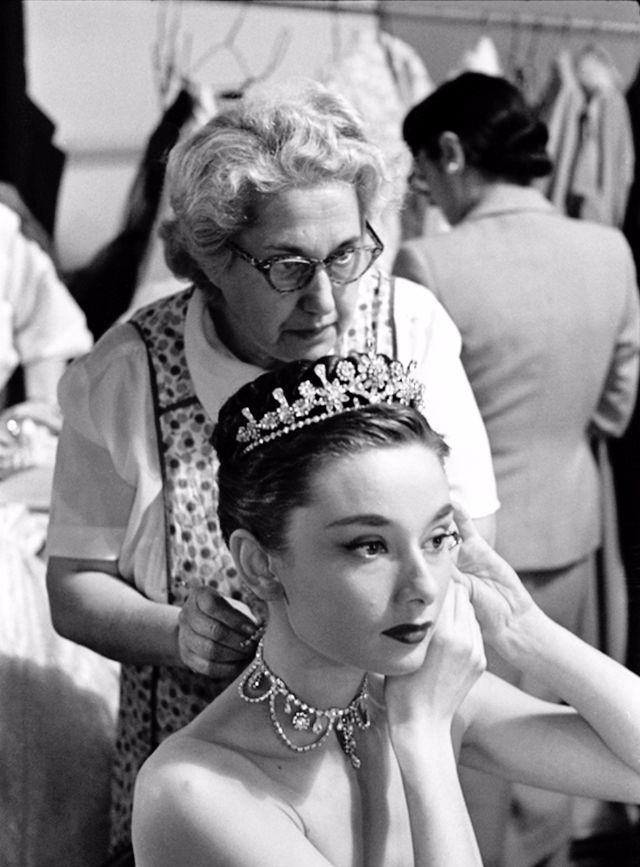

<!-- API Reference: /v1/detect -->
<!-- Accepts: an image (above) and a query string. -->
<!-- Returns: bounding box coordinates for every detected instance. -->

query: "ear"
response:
[438,131,466,175]
[228,529,287,602]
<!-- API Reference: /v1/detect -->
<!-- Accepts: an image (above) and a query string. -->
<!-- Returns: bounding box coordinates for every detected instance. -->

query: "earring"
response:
[446,162,459,173]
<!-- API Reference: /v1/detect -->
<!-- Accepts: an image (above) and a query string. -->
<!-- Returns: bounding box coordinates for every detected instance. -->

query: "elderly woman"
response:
[46,80,497,859]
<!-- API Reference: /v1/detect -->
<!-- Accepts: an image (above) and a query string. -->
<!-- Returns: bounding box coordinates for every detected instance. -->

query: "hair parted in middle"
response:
[213,352,449,550]
[403,71,552,184]
[160,79,388,291]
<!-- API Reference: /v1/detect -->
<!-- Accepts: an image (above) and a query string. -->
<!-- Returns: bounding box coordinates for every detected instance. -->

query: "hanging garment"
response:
[0,182,56,260]
[130,83,220,300]
[66,88,195,339]
[0,503,119,867]
[452,34,502,78]
[539,45,634,228]
[321,29,433,268]
[0,1,65,239]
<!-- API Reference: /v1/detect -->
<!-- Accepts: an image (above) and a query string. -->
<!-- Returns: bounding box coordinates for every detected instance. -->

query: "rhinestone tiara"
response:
[236,350,424,454]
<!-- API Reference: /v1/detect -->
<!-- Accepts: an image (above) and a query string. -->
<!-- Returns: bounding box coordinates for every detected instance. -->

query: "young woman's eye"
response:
[424,530,460,555]
[345,539,387,558]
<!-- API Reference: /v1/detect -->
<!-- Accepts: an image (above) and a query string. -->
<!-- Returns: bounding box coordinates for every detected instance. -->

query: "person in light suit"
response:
[393,72,640,867]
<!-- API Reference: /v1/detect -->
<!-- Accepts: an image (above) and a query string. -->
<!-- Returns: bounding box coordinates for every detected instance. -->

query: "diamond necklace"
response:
[238,637,371,769]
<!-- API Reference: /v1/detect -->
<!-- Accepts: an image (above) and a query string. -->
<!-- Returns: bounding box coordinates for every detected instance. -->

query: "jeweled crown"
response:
[236,350,424,454]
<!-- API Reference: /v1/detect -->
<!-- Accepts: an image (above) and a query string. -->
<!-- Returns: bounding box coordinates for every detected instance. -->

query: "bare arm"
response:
[47,556,182,665]
[385,581,485,865]
[46,555,257,673]
[23,357,67,405]
[133,749,334,867]
[392,728,482,866]
[454,507,640,803]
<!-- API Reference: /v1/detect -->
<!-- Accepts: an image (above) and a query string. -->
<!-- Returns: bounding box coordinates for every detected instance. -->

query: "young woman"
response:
[132,350,640,866]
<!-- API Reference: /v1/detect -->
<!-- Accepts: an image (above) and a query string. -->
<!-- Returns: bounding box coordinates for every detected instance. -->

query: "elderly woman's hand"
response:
[177,586,259,680]
[452,504,537,653]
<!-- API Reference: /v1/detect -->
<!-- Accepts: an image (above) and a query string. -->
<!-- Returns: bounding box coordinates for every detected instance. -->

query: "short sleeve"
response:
[0,206,92,366]
[393,277,500,518]
[46,324,165,587]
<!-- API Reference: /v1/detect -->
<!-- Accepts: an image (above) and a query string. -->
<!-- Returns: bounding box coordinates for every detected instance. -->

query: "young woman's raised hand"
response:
[452,504,536,652]
[385,579,486,733]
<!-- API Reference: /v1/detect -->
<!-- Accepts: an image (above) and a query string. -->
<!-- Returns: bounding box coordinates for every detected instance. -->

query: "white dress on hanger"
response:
[0,499,119,866]
[320,29,434,268]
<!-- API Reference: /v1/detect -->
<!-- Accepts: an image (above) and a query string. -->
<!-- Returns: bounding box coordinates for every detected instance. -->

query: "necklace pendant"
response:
[291,711,312,731]
[249,670,263,690]
[335,717,361,769]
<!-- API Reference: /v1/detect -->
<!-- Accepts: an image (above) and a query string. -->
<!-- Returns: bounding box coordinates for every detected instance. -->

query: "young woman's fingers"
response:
[451,501,479,542]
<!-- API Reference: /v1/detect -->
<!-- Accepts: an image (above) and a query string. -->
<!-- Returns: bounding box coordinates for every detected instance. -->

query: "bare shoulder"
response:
[132,733,318,867]
[135,730,299,820]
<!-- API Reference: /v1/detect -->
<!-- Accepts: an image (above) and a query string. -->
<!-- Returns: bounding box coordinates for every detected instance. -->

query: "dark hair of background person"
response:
[213,354,449,550]
[403,71,553,185]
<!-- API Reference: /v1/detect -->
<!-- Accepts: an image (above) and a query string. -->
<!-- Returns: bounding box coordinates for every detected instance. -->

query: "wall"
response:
[23,0,640,273]
[24,0,379,271]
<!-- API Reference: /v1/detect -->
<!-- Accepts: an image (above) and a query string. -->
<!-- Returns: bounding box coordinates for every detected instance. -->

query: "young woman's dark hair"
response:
[213,353,449,549]
[403,72,552,184]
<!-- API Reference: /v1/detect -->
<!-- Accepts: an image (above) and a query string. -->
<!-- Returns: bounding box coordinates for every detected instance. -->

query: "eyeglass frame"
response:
[225,222,384,295]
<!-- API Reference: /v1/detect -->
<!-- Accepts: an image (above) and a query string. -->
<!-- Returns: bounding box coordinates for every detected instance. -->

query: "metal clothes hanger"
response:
[189,2,291,101]
[152,0,193,110]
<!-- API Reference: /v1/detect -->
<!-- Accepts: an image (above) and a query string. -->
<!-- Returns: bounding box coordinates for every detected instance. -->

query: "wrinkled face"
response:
[205,182,365,369]
[269,443,458,676]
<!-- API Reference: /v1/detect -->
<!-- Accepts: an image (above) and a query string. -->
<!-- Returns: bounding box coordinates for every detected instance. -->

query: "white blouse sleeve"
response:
[393,277,500,519]
[46,323,165,587]
[0,204,92,369]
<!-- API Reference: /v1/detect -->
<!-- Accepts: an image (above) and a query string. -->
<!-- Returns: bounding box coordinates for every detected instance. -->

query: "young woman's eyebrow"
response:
[325,504,453,530]
[325,514,390,529]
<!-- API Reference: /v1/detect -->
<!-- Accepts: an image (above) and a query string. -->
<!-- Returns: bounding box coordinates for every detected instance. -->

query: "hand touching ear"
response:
[385,580,485,732]
[451,504,536,652]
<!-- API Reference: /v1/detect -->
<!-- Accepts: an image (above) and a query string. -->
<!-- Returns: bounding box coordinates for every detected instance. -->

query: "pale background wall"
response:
[24,0,381,271]
[22,0,640,273]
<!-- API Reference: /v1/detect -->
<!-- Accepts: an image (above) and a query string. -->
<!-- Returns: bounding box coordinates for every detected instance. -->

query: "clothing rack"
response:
[386,3,640,38]
[251,0,640,38]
